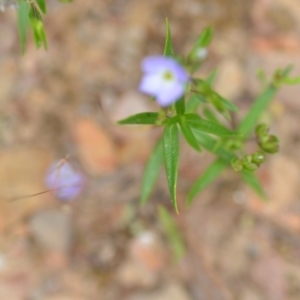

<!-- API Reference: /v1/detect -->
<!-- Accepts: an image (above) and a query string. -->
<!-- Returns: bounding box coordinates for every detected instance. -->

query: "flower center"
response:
[163,70,174,81]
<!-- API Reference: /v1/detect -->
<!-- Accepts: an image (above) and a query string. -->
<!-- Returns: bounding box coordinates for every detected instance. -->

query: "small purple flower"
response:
[45,160,85,201]
[139,56,189,107]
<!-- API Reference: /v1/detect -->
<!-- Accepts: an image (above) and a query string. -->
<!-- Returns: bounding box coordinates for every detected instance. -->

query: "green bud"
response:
[231,158,243,172]
[226,139,242,151]
[251,151,265,165]
[255,123,269,138]
[259,135,279,153]
[241,155,259,172]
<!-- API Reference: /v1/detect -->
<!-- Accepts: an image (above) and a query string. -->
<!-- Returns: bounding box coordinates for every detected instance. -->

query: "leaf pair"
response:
[17,0,47,53]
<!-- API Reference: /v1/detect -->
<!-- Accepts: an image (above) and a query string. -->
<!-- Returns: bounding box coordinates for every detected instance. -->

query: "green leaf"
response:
[164,18,174,57]
[163,122,179,213]
[195,26,214,47]
[140,139,164,205]
[215,93,239,113]
[175,97,185,115]
[205,69,218,86]
[36,0,47,14]
[192,130,234,161]
[186,71,217,113]
[238,85,277,138]
[241,171,267,200]
[179,116,201,152]
[193,79,239,113]
[281,77,300,85]
[30,18,47,49]
[281,65,293,77]
[186,94,202,113]
[203,107,221,125]
[158,205,185,261]
[118,112,159,125]
[186,113,237,137]
[17,0,30,54]
[36,21,47,49]
[187,158,227,205]
[29,5,42,21]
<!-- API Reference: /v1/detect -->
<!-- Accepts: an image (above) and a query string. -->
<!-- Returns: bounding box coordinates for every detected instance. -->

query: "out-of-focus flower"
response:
[45,160,85,201]
[0,0,17,12]
[139,56,189,107]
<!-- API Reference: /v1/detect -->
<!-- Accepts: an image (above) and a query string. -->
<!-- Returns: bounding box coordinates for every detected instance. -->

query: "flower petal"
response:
[139,72,164,96]
[139,55,189,106]
[141,56,171,73]
[156,82,185,107]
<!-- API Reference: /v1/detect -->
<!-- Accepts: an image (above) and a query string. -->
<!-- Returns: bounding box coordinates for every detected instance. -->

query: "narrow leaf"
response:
[215,93,239,112]
[196,26,214,47]
[281,65,293,77]
[193,79,239,113]
[192,130,234,161]
[179,116,201,152]
[17,0,30,54]
[241,171,267,201]
[187,158,227,205]
[205,69,218,86]
[164,18,174,57]
[36,20,48,49]
[118,112,159,125]
[30,18,47,49]
[186,113,237,137]
[281,77,300,85]
[238,85,277,138]
[36,0,47,14]
[186,94,202,113]
[140,139,164,205]
[175,97,185,115]
[203,107,221,125]
[186,70,217,113]
[158,205,185,261]
[163,122,179,213]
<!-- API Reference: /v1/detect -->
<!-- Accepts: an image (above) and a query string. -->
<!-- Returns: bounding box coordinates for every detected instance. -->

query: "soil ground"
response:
[0,0,300,299]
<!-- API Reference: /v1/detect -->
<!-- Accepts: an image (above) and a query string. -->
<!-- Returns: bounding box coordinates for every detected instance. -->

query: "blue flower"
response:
[45,160,85,201]
[139,56,189,107]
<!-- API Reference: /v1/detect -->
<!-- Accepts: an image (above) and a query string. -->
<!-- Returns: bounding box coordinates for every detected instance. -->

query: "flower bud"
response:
[251,151,265,165]
[231,157,243,172]
[255,123,269,138]
[241,155,259,171]
[259,135,279,153]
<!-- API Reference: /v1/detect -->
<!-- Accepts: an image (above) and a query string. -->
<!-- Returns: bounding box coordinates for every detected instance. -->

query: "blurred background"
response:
[0,0,300,299]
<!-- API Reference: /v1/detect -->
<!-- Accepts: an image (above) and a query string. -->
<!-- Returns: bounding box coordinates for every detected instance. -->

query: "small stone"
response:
[29,210,73,253]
